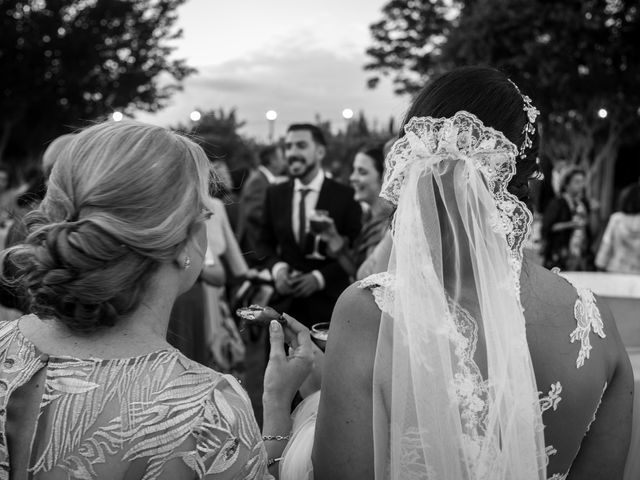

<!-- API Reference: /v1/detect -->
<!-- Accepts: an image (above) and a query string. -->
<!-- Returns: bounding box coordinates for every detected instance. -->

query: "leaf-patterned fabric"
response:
[0,316,272,479]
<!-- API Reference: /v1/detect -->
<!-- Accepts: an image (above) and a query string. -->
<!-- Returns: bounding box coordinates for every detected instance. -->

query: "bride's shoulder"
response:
[523,264,623,370]
[334,280,383,327]
[356,272,394,311]
[328,280,384,353]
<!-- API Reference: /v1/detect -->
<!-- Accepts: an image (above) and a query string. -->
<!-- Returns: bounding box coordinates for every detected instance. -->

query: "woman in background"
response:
[596,185,640,273]
[542,167,595,270]
[320,143,390,279]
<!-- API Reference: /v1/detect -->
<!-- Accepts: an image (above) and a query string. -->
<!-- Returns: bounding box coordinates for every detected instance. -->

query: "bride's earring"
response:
[183,256,191,270]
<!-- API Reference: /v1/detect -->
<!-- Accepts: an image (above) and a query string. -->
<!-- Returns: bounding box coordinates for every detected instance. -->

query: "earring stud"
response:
[183,256,191,270]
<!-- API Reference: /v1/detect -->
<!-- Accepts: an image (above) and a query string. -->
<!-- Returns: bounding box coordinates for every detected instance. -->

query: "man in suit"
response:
[238,145,286,265]
[257,124,362,327]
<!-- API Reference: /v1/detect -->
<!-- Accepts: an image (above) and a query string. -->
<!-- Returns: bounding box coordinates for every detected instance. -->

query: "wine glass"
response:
[307,209,331,260]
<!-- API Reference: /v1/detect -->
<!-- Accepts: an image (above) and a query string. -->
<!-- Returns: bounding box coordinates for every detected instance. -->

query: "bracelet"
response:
[267,457,283,467]
[262,433,291,441]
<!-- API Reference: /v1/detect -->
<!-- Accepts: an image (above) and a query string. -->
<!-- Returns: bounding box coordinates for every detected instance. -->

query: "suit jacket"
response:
[257,177,362,324]
[238,169,271,265]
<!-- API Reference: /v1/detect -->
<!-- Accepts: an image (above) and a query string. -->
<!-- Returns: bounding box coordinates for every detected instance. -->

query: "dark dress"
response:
[542,195,593,271]
[352,207,391,269]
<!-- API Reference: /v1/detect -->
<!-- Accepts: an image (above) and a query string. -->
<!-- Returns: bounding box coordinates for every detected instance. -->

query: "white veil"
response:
[372,112,546,479]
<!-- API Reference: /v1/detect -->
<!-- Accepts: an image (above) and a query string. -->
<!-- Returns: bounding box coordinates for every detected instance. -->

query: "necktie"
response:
[298,188,311,248]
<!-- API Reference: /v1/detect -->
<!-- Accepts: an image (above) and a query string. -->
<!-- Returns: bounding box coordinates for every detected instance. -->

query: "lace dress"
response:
[0,316,272,480]
[359,272,608,480]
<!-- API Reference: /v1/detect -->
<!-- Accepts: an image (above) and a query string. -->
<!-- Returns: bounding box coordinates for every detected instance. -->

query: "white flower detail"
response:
[539,381,563,413]
[569,288,606,368]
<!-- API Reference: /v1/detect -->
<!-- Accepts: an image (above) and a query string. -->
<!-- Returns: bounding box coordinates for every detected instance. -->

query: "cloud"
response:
[136,42,407,140]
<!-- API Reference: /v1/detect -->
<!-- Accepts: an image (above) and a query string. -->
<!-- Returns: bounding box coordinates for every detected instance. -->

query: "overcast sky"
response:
[134,0,409,140]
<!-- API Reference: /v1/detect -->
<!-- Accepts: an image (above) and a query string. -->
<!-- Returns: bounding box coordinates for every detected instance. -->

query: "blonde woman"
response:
[0,121,312,479]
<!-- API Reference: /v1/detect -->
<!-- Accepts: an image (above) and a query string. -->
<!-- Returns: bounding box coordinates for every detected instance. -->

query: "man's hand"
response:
[290,272,320,298]
[274,267,293,295]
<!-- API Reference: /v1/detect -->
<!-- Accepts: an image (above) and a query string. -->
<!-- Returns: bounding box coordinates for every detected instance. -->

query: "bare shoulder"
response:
[522,263,629,393]
[332,282,382,332]
[324,282,382,386]
[524,264,621,349]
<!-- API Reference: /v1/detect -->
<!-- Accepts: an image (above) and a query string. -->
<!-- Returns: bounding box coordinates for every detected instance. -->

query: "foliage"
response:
[175,108,259,189]
[0,0,194,168]
[366,0,640,217]
[314,112,395,183]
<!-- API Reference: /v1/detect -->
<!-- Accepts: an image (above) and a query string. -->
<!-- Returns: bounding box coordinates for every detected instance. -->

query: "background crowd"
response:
[0,119,638,421]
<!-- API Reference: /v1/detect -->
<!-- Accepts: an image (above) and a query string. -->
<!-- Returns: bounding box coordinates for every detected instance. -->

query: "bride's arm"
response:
[312,283,381,479]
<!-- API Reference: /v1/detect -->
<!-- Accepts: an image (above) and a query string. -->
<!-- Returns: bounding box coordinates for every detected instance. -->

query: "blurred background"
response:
[2,0,639,220]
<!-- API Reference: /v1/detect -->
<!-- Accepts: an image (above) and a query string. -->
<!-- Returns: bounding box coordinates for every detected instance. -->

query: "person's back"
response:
[313,263,632,479]
[518,263,631,477]
[1,315,265,480]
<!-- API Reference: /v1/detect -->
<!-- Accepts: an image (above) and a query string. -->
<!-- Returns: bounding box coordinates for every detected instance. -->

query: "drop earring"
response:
[183,256,191,270]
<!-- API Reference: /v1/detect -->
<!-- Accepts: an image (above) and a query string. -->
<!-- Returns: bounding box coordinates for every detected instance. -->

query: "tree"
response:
[0,0,194,167]
[313,112,394,183]
[366,0,640,218]
[175,108,259,189]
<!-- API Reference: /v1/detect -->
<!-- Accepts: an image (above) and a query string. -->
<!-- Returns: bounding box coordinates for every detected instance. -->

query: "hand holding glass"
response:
[307,209,332,260]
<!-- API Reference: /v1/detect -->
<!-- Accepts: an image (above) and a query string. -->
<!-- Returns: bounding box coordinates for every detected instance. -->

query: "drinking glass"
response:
[306,209,331,260]
[310,322,330,351]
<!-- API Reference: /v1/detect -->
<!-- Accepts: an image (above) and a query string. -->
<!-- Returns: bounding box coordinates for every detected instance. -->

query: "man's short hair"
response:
[286,124,327,147]
[259,145,280,166]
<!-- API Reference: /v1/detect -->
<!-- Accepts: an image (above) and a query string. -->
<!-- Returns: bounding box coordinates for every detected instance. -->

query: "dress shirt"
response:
[272,169,326,289]
[292,169,325,244]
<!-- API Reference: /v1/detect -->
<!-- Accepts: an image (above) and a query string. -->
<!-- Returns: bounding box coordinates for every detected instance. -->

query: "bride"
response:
[280,67,633,479]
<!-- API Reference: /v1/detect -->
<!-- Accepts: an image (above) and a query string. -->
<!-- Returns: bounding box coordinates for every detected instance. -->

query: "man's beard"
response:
[288,157,315,179]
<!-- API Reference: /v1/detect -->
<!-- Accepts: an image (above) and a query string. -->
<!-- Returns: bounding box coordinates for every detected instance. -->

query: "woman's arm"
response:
[312,284,381,479]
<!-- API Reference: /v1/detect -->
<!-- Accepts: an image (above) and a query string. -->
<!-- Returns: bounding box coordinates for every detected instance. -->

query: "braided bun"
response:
[1,121,212,333]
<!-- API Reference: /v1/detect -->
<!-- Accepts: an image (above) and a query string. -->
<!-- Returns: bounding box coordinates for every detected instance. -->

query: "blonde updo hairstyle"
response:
[1,121,212,333]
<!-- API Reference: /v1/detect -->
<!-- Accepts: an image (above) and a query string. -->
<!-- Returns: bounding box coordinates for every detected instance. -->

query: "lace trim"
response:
[379,112,533,295]
[357,272,394,312]
[445,301,494,470]
[570,288,606,368]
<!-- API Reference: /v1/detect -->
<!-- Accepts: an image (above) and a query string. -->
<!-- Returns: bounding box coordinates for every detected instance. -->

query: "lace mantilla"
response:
[380,112,533,294]
[360,274,495,472]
